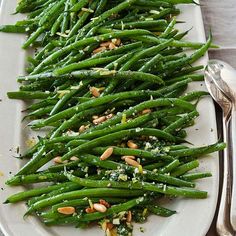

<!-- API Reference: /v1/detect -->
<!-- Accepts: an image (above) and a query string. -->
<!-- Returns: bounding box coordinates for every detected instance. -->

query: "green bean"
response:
[180,172,212,181]
[169,142,226,158]
[160,17,176,38]
[39,0,65,27]
[53,55,120,75]
[5,170,85,186]
[148,205,176,217]
[61,128,178,161]
[166,74,204,85]
[76,113,159,140]
[70,0,89,12]
[121,39,173,71]
[164,110,199,134]
[92,146,174,161]
[143,162,166,170]
[26,188,145,213]
[51,197,125,213]
[50,106,106,138]
[31,93,194,129]
[66,174,206,198]
[32,29,152,74]
[159,159,180,173]
[50,14,64,36]
[139,54,163,73]
[67,10,93,38]
[5,182,75,203]
[81,154,194,187]
[94,0,108,17]
[180,91,209,101]
[50,78,93,115]
[135,0,171,7]
[24,105,53,119]
[171,160,199,177]
[27,182,83,205]
[77,0,138,36]
[48,160,81,172]
[25,99,58,111]
[134,35,216,49]
[45,196,149,224]
[110,20,168,30]
[0,25,28,33]
[7,91,53,100]
[82,99,194,136]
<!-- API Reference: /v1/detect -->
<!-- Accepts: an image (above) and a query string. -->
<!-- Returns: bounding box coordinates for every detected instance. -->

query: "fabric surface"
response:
[0,0,235,235]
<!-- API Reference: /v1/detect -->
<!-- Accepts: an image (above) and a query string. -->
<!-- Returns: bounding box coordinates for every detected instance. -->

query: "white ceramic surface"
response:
[0,1,219,236]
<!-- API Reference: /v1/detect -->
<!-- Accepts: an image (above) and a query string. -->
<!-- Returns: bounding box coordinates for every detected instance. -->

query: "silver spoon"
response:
[204,66,233,236]
[207,60,236,231]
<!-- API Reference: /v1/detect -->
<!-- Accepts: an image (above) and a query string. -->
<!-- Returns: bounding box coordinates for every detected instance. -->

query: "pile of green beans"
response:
[1,0,224,235]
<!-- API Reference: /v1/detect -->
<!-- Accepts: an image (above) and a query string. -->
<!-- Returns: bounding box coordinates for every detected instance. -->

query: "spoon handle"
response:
[230,107,236,231]
[217,115,233,236]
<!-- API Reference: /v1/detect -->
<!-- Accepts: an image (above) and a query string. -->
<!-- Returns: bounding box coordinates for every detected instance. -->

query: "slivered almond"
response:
[121,155,136,160]
[142,109,152,114]
[85,207,96,213]
[100,41,111,47]
[93,46,106,54]
[124,157,140,167]
[90,87,100,97]
[93,116,106,125]
[109,42,116,50]
[127,140,138,149]
[100,147,113,160]
[93,203,107,213]
[57,207,75,215]
[126,211,132,223]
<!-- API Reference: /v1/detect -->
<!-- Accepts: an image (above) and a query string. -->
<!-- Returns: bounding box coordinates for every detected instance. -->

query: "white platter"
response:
[0,1,219,236]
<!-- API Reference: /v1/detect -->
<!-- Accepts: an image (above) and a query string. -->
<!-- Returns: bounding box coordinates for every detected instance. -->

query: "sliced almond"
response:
[90,87,100,97]
[93,46,106,54]
[121,155,136,160]
[127,140,138,149]
[57,207,75,215]
[100,147,113,160]
[93,116,106,125]
[93,203,107,213]
[124,157,140,167]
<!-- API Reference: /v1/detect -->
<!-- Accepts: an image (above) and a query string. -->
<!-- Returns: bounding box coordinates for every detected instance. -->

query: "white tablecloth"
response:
[0,0,235,235]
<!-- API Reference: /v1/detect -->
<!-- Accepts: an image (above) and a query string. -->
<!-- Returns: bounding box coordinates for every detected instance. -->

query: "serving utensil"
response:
[206,60,236,231]
[204,65,233,236]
